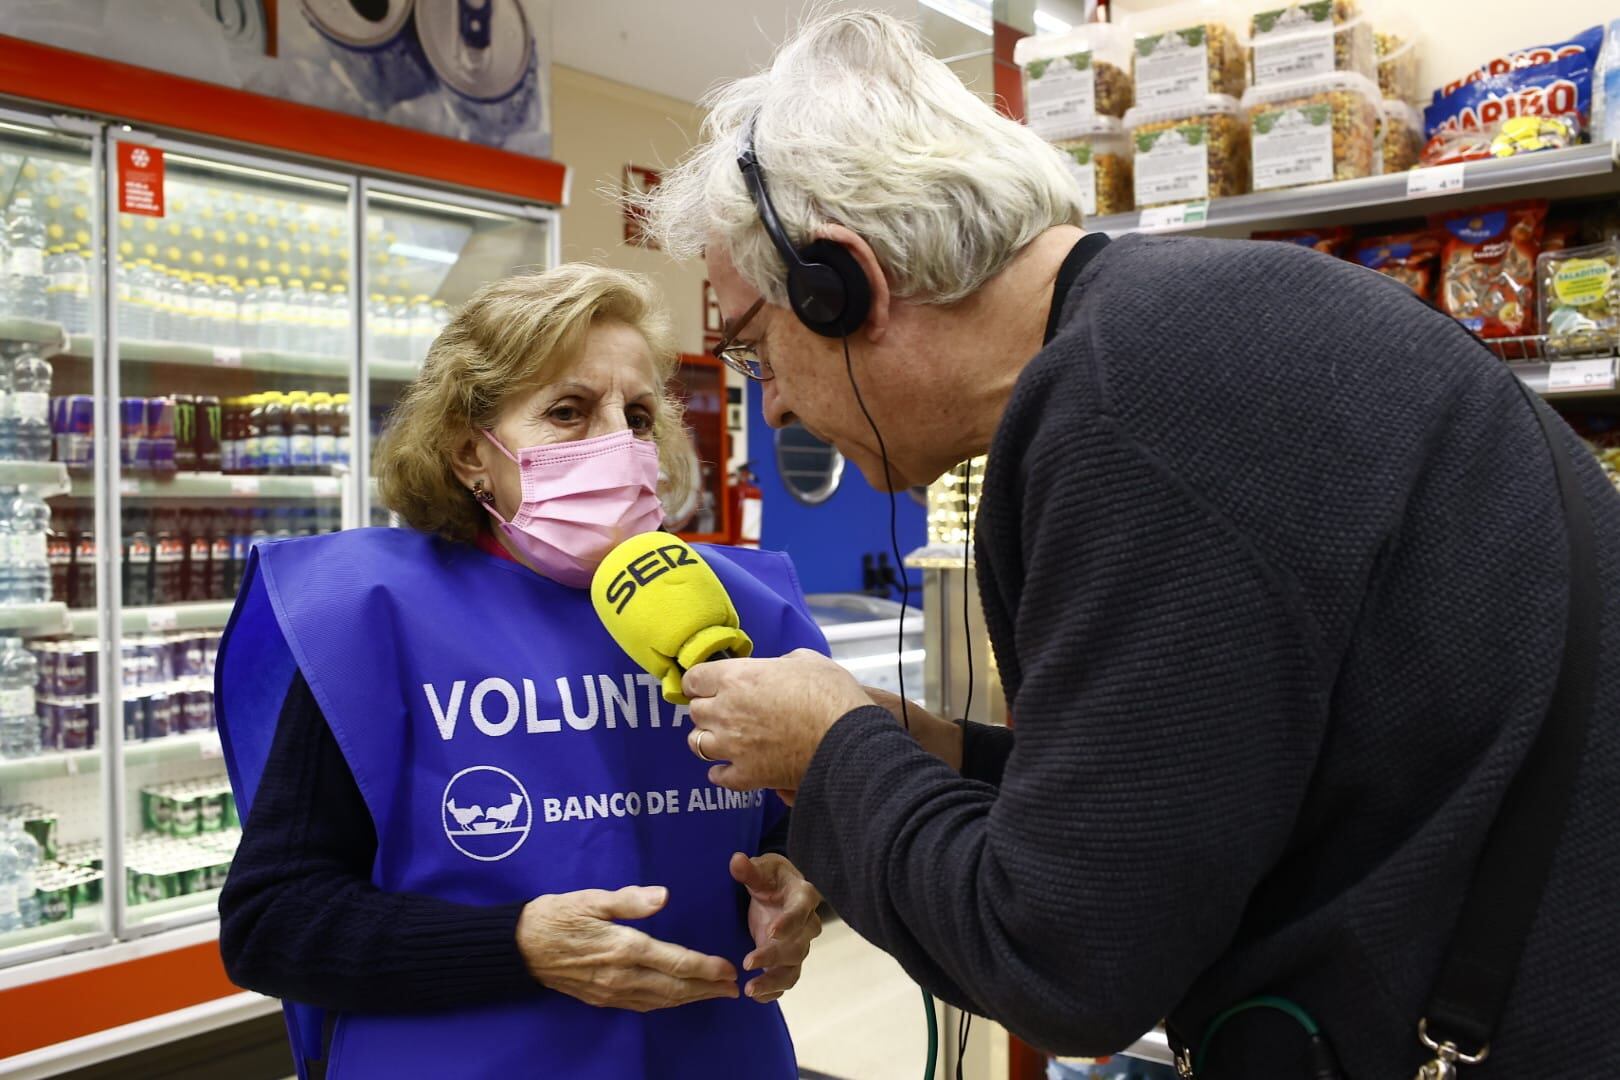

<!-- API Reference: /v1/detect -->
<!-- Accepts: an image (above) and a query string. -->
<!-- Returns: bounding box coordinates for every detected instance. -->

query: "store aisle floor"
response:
[781,914,933,1080]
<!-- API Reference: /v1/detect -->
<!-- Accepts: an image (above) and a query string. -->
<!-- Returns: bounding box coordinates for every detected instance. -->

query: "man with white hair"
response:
[647,10,1620,1078]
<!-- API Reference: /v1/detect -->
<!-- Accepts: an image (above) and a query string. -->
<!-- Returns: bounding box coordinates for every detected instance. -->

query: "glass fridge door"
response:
[0,108,110,965]
[360,182,557,524]
[104,132,356,934]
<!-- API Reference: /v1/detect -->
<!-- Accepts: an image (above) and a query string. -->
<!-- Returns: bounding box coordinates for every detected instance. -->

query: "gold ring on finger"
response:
[695,729,718,763]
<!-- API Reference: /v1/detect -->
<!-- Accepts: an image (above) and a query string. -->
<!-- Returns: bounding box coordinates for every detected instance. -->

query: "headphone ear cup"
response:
[791,239,873,339]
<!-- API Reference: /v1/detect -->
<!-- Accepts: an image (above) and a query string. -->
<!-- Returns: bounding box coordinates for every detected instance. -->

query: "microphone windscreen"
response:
[591,533,754,704]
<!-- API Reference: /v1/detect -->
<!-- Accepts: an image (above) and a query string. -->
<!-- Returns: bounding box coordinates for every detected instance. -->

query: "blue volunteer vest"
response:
[215,528,827,1079]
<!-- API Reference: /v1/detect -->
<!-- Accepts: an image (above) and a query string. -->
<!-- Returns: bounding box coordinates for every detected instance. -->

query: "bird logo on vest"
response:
[442,766,532,862]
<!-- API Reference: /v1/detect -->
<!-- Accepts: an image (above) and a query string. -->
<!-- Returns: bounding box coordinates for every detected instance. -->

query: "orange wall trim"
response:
[0,35,568,207]
[0,941,239,1059]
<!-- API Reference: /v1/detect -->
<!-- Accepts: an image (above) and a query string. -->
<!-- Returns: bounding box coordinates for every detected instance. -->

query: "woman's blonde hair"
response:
[375,264,691,543]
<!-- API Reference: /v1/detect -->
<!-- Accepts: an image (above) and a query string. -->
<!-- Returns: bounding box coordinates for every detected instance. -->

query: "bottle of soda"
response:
[152,509,183,605]
[219,397,238,475]
[48,507,72,605]
[230,509,251,596]
[262,393,290,476]
[287,391,315,476]
[311,392,336,473]
[184,510,211,602]
[244,393,266,475]
[123,510,153,608]
[209,510,231,599]
[332,393,351,470]
[70,508,96,610]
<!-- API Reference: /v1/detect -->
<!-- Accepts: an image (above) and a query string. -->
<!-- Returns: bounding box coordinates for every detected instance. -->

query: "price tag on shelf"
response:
[1545,358,1617,393]
[120,478,139,496]
[1137,201,1209,232]
[312,477,340,498]
[1406,163,1466,197]
[213,347,243,368]
[146,607,178,631]
[230,476,261,496]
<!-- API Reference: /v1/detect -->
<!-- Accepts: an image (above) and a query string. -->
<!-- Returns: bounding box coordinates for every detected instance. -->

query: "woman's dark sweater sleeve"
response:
[219,671,540,1013]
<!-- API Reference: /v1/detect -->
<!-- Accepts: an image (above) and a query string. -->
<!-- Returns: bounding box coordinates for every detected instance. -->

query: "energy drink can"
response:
[121,397,146,471]
[143,692,175,740]
[145,397,176,474]
[196,396,222,472]
[172,394,198,472]
[123,695,143,742]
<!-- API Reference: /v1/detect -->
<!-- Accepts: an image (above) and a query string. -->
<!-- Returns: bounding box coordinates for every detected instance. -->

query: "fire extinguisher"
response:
[731,464,762,548]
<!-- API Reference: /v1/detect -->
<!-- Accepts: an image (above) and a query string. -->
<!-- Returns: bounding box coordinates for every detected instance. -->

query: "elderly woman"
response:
[215,265,824,1080]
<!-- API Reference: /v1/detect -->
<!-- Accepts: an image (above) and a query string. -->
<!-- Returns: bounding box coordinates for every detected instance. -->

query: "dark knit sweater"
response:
[787,233,1620,1078]
[218,672,791,1012]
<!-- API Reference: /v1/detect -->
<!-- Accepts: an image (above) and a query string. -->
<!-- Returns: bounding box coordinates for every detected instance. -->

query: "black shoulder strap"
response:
[1045,232,1110,345]
[1423,378,1601,1056]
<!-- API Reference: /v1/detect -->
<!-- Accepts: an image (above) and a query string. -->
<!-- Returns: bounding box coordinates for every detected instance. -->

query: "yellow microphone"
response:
[591,533,754,705]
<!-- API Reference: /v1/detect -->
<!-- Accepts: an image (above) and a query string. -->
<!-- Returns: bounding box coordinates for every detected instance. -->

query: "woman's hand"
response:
[862,686,963,771]
[516,886,739,1012]
[732,853,822,1004]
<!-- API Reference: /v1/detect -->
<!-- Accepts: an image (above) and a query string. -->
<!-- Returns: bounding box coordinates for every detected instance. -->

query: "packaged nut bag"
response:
[1539,240,1620,358]
[1124,94,1250,209]
[1380,98,1423,174]
[1053,116,1134,218]
[1247,0,1375,87]
[1017,22,1134,135]
[1243,71,1380,190]
[1130,1,1246,110]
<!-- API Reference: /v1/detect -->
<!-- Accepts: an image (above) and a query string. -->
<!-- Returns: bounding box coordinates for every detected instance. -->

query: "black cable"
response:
[843,336,909,730]
[955,457,975,1080]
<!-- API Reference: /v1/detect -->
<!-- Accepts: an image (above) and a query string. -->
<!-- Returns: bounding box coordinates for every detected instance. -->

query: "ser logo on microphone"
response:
[603,543,700,613]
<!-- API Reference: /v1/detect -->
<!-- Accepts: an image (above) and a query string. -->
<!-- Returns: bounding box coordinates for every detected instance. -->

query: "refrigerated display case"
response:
[360,182,558,527]
[807,593,925,698]
[0,85,561,1068]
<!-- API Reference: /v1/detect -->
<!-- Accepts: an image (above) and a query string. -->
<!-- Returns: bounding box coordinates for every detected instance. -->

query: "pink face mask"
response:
[480,429,665,588]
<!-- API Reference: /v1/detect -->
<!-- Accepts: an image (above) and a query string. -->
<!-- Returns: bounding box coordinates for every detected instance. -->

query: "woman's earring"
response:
[471,480,495,505]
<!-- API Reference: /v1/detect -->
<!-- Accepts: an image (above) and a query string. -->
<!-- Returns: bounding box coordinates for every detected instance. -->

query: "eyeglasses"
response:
[710,297,772,381]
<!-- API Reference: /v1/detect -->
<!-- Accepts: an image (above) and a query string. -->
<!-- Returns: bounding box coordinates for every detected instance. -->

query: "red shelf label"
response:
[117,142,165,217]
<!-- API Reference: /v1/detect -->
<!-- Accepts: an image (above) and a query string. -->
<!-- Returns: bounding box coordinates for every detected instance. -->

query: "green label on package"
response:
[1134,124,1211,205]
[1133,26,1210,109]
[1553,258,1615,305]
[1025,51,1097,137]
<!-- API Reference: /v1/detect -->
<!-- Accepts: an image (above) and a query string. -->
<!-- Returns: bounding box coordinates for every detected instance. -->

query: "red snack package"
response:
[1253,226,1355,258]
[1351,232,1442,301]
[1434,201,1548,337]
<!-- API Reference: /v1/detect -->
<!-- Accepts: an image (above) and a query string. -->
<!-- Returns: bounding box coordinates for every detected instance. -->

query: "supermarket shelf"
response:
[0,602,71,637]
[61,333,423,382]
[1511,358,1620,399]
[0,907,104,955]
[0,731,222,783]
[0,317,69,349]
[61,334,353,379]
[0,461,70,496]
[71,472,345,500]
[67,601,235,638]
[1089,143,1620,236]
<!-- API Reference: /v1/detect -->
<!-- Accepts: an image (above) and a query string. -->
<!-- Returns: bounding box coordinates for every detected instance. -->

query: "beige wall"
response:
[549,65,711,354]
[1108,0,1613,98]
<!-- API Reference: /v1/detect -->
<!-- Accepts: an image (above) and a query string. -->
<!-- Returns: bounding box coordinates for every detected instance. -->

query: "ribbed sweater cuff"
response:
[390,899,538,1004]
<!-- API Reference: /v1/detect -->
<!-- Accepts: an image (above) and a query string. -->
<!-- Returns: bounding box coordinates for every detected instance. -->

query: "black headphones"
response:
[737,115,872,339]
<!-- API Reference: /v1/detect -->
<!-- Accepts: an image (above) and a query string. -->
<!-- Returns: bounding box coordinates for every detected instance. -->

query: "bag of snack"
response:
[1423,30,1598,166]
[1254,226,1354,256]
[1433,25,1602,102]
[1351,232,1442,300]
[1435,202,1548,338]
[1538,240,1620,358]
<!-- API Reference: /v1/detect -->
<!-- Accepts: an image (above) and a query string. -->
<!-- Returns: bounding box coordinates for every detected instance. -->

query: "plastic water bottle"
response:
[126,259,160,341]
[5,820,40,928]
[409,295,436,363]
[12,350,52,463]
[0,822,18,933]
[0,356,16,463]
[6,194,48,321]
[0,637,37,759]
[285,279,311,354]
[214,276,240,349]
[50,243,91,334]
[10,493,50,604]
[238,278,262,350]
[261,276,288,352]
[367,293,391,361]
[307,282,334,356]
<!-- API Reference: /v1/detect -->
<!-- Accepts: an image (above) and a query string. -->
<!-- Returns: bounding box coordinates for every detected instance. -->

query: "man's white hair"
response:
[641,8,1085,306]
